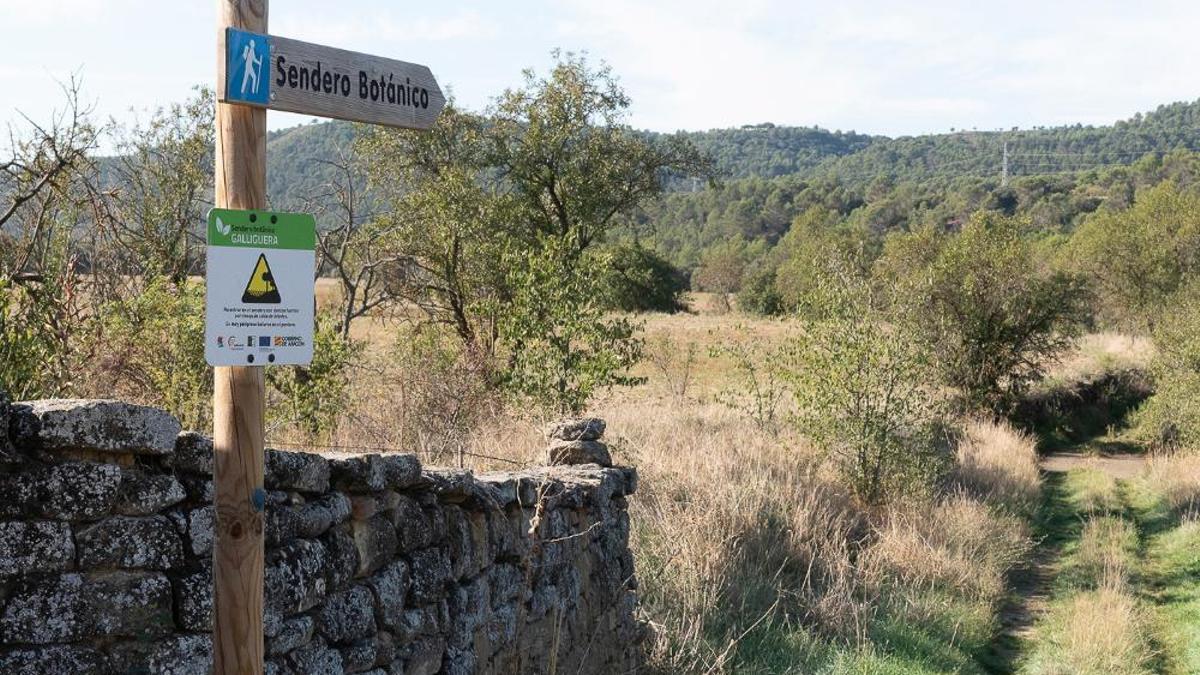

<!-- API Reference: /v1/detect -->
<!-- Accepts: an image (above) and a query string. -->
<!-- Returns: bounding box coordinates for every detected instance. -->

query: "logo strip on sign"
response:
[219,28,445,130]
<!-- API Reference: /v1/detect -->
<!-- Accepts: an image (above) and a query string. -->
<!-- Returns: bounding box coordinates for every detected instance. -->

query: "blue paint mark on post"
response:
[251,487,267,512]
[226,28,270,105]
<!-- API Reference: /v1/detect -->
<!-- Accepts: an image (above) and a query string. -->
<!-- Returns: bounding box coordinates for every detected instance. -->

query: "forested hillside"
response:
[262,98,1200,272]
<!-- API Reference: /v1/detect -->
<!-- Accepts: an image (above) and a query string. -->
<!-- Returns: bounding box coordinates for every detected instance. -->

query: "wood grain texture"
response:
[214,1,267,673]
[219,31,445,129]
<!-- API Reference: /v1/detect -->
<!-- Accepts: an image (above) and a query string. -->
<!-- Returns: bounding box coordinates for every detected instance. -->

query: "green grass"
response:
[1018,467,1157,675]
[1125,478,1200,675]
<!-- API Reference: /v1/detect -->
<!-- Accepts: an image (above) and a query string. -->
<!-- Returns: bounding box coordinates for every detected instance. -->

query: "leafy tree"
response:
[1132,284,1200,451]
[593,242,687,313]
[499,239,643,414]
[101,88,214,286]
[783,260,950,504]
[359,53,706,409]
[1065,182,1200,330]
[692,240,747,312]
[878,213,1092,412]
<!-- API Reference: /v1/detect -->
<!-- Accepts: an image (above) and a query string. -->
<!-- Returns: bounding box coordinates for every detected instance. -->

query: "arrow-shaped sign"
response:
[219,28,445,130]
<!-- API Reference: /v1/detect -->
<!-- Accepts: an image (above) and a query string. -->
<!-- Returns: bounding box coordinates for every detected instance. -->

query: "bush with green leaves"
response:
[267,314,360,439]
[89,278,210,430]
[499,240,644,414]
[593,242,687,313]
[0,276,75,400]
[784,262,952,504]
[878,213,1092,413]
[1065,182,1200,331]
[1133,285,1200,451]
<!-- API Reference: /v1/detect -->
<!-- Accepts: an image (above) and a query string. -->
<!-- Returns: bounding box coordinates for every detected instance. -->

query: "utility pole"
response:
[1001,140,1010,187]
[213,0,267,673]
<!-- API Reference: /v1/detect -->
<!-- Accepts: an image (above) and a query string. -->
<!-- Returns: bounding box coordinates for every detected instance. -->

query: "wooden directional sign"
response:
[219,27,445,130]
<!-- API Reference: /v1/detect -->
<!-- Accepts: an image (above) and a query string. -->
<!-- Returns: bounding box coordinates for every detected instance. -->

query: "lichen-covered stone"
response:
[183,506,214,557]
[108,634,211,675]
[366,560,410,631]
[396,636,445,675]
[15,399,181,455]
[286,638,344,674]
[420,468,474,503]
[34,461,123,520]
[339,637,380,673]
[268,615,315,657]
[265,539,329,614]
[447,576,490,649]
[353,513,398,577]
[77,515,184,570]
[330,454,385,492]
[392,495,433,550]
[322,524,361,588]
[488,563,523,608]
[547,439,612,467]
[317,585,377,644]
[0,390,14,457]
[380,453,421,490]
[0,574,91,643]
[407,548,451,606]
[0,520,74,575]
[171,564,212,631]
[266,448,331,493]
[87,571,173,639]
[171,431,213,474]
[116,469,186,516]
[546,417,606,442]
[0,645,108,674]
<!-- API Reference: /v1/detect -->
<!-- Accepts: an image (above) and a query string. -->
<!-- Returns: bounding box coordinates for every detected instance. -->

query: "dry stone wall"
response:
[0,394,643,674]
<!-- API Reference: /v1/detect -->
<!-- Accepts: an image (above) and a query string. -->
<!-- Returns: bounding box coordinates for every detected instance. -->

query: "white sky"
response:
[2,0,1199,138]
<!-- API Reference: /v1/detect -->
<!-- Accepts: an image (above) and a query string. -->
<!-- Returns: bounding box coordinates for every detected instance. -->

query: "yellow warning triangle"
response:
[242,253,281,304]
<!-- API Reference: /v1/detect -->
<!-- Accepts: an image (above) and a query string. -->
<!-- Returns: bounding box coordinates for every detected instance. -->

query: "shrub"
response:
[1065,182,1200,331]
[266,314,360,439]
[86,278,209,430]
[594,242,687,313]
[736,264,785,316]
[783,261,951,504]
[0,274,76,400]
[1132,284,1200,451]
[878,212,1092,413]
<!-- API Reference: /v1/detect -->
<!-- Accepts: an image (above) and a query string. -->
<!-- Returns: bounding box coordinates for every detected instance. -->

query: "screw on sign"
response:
[211,2,443,673]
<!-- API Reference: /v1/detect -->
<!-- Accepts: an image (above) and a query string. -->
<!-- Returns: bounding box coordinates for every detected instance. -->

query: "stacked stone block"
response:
[0,396,642,674]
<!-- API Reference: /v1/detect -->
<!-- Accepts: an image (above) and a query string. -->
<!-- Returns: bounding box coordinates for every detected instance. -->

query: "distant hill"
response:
[810,99,1200,185]
[266,120,358,210]
[264,99,1200,193]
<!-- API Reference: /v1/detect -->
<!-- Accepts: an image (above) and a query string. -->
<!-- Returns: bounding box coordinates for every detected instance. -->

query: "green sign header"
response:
[207,208,316,250]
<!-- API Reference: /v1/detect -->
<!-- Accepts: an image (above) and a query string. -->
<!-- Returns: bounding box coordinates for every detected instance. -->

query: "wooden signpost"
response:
[212,1,442,672]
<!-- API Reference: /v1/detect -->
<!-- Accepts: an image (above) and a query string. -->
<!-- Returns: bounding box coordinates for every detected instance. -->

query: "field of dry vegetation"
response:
[300,290,1079,673]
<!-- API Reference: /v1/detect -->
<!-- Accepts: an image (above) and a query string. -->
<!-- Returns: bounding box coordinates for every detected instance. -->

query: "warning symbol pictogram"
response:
[242,253,281,303]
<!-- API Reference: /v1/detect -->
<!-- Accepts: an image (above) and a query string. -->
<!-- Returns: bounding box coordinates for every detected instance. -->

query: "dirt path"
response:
[987,447,1149,673]
[1039,449,1147,479]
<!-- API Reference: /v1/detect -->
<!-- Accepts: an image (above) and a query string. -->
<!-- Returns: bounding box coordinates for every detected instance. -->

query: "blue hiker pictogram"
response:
[226,28,270,105]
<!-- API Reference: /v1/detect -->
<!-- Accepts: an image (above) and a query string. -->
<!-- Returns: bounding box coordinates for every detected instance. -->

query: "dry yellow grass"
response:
[868,494,1032,603]
[953,418,1042,514]
[1076,517,1139,589]
[1022,587,1154,675]
[1047,332,1155,384]
[1141,453,1200,518]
